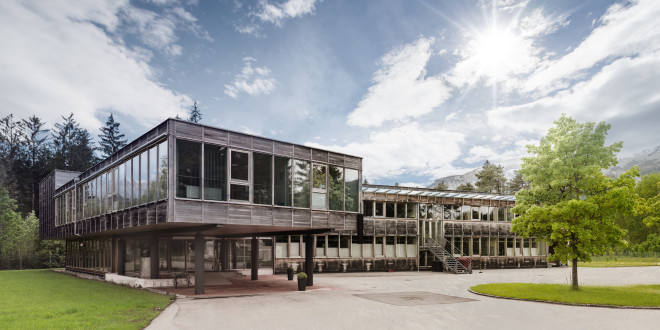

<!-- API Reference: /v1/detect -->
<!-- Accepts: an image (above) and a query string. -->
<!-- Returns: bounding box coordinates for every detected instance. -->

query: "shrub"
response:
[297,272,307,280]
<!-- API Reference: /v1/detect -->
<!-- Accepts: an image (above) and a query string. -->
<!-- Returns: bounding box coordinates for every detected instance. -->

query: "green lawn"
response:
[471,283,660,307]
[579,256,660,267]
[0,270,173,329]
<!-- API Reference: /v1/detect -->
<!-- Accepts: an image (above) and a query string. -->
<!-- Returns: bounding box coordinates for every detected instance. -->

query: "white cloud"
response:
[224,57,276,99]
[237,0,318,35]
[307,122,464,181]
[347,37,451,127]
[522,0,660,95]
[0,0,192,132]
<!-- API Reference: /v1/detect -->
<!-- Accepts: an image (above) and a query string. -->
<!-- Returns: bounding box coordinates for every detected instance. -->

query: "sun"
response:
[472,27,521,79]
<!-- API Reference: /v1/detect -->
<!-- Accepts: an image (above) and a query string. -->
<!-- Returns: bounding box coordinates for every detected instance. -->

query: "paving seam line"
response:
[467,289,660,310]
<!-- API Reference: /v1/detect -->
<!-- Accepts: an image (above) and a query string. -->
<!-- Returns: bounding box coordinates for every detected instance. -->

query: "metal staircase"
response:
[424,237,472,274]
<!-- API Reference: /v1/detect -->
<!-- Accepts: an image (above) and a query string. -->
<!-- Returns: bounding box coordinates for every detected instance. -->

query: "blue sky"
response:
[2,0,659,186]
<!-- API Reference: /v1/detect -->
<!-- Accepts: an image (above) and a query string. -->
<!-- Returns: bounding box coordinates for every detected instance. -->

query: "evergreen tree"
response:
[434,181,448,190]
[98,113,127,158]
[506,170,527,195]
[52,113,96,172]
[475,160,507,194]
[0,114,24,193]
[363,178,369,185]
[0,188,22,269]
[18,116,51,214]
[188,101,202,123]
[456,182,476,192]
[512,115,638,289]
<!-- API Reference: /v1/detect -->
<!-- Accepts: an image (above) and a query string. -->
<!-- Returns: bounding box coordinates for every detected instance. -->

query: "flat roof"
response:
[362,184,516,202]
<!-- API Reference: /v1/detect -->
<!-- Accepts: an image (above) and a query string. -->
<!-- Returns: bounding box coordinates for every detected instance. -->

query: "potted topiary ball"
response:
[287,266,294,280]
[297,272,308,291]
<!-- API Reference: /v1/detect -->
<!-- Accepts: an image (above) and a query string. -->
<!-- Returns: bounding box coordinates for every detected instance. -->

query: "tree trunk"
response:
[571,258,578,290]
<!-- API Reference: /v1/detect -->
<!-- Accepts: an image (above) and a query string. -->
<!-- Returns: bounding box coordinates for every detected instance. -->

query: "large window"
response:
[230,150,249,201]
[344,168,359,212]
[204,144,227,201]
[274,156,292,206]
[293,160,310,208]
[406,203,417,219]
[158,140,168,200]
[363,201,373,217]
[312,164,327,209]
[132,155,140,204]
[253,152,272,205]
[140,151,148,204]
[176,139,201,199]
[148,146,158,203]
[117,162,125,210]
[328,166,343,211]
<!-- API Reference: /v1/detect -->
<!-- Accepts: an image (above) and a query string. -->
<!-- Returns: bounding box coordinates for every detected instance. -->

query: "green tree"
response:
[188,101,202,123]
[475,160,506,194]
[506,170,527,195]
[0,114,24,194]
[98,113,127,159]
[434,181,448,190]
[16,115,51,214]
[634,172,660,251]
[511,115,638,290]
[14,211,39,270]
[52,113,96,171]
[0,188,22,268]
[456,182,476,192]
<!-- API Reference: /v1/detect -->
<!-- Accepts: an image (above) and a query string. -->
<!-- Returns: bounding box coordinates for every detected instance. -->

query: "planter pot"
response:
[287,268,294,281]
[297,277,307,291]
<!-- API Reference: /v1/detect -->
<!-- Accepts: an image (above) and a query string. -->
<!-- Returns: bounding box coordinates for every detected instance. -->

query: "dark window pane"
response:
[231,151,248,181]
[176,139,201,199]
[149,146,158,203]
[293,160,310,208]
[328,166,343,211]
[375,202,384,216]
[204,144,227,201]
[132,155,140,204]
[140,151,148,204]
[158,141,168,200]
[230,184,249,201]
[274,156,292,206]
[395,203,404,218]
[386,202,395,218]
[253,152,272,205]
[363,200,373,217]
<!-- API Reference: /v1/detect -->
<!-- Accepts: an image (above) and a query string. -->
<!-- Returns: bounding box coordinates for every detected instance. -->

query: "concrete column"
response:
[117,238,126,276]
[220,239,229,271]
[194,232,205,295]
[231,242,237,269]
[150,236,159,279]
[305,234,314,286]
[251,237,259,280]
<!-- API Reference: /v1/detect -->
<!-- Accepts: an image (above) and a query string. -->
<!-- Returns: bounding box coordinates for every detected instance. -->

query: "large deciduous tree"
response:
[634,172,660,252]
[511,115,638,290]
[475,160,507,194]
[98,113,127,159]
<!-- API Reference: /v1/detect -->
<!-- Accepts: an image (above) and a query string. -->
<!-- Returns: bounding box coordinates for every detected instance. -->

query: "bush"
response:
[297,272,307,279]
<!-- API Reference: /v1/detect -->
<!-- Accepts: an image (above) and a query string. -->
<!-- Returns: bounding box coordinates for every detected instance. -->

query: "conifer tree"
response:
[98,113,127,158]
[475,160,507,194]
[457,182,476,192]
[19,116,51,213]
[188,101,202,123]
[52,113,96,172]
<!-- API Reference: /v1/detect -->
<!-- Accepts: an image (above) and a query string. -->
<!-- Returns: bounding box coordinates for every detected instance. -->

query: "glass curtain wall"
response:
[293,160,310,208]
[176,139,201,199]
[204,144,227,201]
[230,151,249,201]
[253,152,272,205]
[344,169,359,212]
[312,164,327,209]
[274,156,292,206]
[328,166,343,211]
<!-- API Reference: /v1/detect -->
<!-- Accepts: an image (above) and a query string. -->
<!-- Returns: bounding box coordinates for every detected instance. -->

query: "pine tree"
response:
[188,101,202,123]
[52,113,96,172]
[0,114,24,192]
[506,170,527,195]
[475,160,507,194]
[434,181,448,190]
[18,116,51,213]
[98,114,127,158]
[456,182,476,192]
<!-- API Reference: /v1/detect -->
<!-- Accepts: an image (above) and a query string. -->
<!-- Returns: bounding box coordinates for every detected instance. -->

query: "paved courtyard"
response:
[147,266,660,330]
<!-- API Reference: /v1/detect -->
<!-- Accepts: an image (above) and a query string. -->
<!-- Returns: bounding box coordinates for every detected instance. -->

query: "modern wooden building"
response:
[39,118,547,292]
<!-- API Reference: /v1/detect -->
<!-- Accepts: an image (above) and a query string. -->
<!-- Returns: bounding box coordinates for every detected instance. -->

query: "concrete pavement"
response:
[147,266,660,330]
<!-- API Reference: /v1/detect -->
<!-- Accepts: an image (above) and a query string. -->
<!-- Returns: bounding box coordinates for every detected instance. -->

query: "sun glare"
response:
[473,28,521,79]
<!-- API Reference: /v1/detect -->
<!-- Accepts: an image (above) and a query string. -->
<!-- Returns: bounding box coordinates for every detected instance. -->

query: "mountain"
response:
[429,146,660,190]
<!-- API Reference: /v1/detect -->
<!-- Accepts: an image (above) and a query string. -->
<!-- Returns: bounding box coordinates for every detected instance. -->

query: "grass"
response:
[579,256,660,267]
[0,270,173,329]
[471,283,660,307]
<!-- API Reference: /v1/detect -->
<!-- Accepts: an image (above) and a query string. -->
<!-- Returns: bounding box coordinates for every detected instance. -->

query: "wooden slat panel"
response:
[328,213,344,228]
[293,145,311,160]
[273,208,292,227]
[175,121,202,140]
[311,149,328,163]
[203,202,228,224]
[228,204,251,224]
[252,137,273,153]
[406,220,417,235]
[174,200,203,223]
[204,128,228,145]
[344,156,361,169]
[311,211,328,228]
[395,221,406,236]
[293,209,311,227]
[363,219,374,235]
[273,141,293,157]
[252,206,272,225]
[328,153,344,166]
[386,220,396,235]
[228,132,251,149]
[345,214,357,231]
[374,220,386,235]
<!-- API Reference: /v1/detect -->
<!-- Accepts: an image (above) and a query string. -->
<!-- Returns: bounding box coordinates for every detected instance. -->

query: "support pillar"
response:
[231,242,237,269]
[305,234,314,286]
[251,237,259,280]
[150,236,159,279]
[111,236,118,273]
[220,239,229,271]
[117,238,125,276]
[194,232,205,295]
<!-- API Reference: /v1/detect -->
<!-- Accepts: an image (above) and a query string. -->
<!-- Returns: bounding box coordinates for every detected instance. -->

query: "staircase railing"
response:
[425,237,472,274]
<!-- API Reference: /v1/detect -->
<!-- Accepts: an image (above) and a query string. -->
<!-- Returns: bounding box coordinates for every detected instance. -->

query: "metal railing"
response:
[425,237,472,274]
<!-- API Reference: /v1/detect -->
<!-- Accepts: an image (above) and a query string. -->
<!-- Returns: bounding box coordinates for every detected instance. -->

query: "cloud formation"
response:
[237,0,318,35]
[224,57,276,99]
[347,37,451,128]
